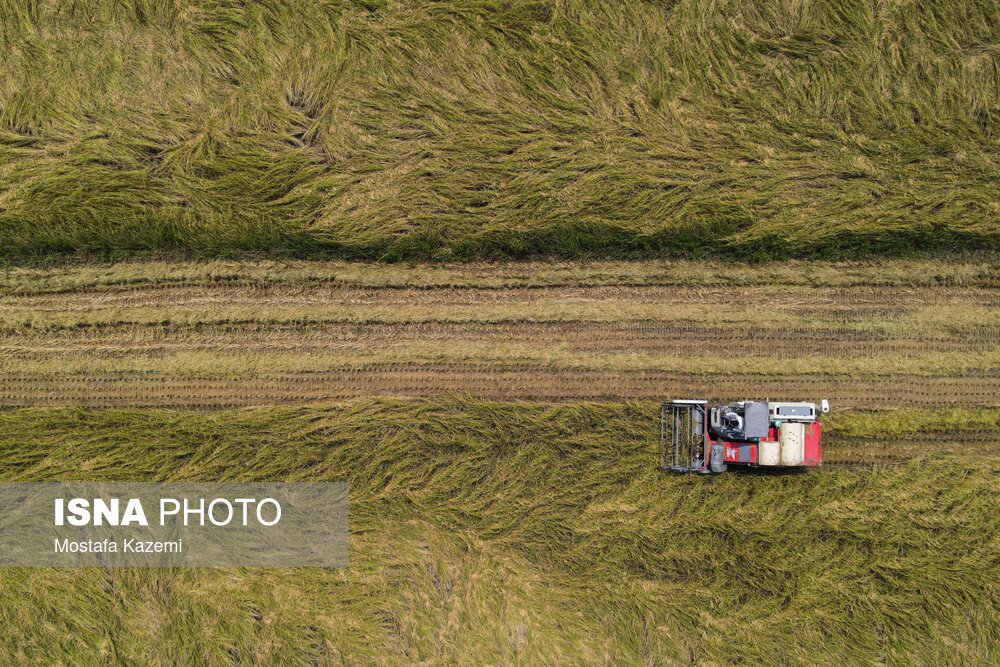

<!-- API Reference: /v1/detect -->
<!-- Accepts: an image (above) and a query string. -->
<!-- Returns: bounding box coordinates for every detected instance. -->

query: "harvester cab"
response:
[660,399,829,473]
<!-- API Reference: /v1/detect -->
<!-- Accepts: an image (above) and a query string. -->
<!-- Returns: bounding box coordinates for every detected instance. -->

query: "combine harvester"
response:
[661,400,829,473]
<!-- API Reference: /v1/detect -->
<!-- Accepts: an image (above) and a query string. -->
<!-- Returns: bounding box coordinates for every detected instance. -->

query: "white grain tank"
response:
[778,422,805,466]
[758,440,780,466]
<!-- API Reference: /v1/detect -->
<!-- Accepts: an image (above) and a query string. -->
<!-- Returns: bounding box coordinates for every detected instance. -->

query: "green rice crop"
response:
[0,398,997,663]
[2,1,999,261]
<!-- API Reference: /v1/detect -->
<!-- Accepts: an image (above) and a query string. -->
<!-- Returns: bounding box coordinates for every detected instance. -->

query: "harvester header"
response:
[660,399,829,473]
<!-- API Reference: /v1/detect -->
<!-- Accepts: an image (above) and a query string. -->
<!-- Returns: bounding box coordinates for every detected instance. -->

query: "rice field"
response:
[2,259,999,464]
[1,260,999,662]
[0,399,998,664]
[2,1,1000,260]
[4,0,999,660]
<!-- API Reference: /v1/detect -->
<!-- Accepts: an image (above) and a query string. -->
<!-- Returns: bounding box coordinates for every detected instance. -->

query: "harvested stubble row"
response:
[1,370,998,412]
[4,321,1000,357]
[1,262,997,417]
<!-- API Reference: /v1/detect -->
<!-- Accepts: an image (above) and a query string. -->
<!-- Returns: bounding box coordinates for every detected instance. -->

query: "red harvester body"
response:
[661,399,828,473]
